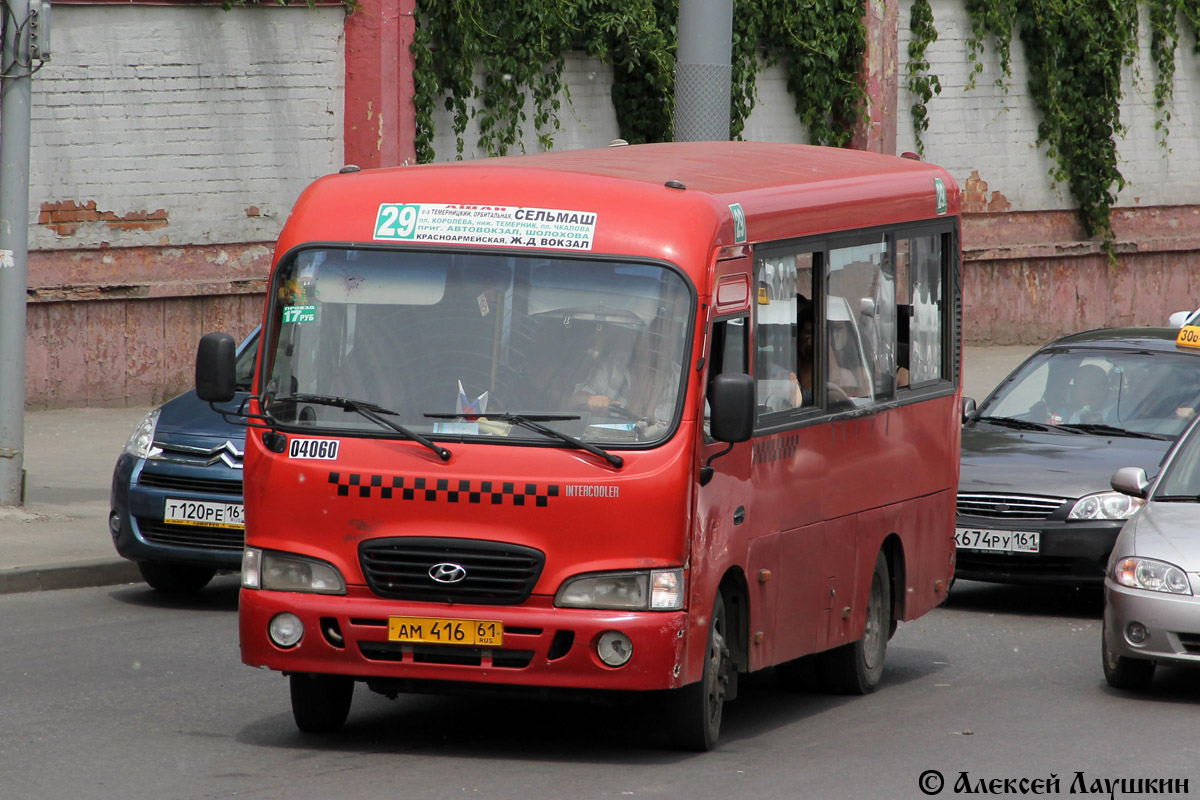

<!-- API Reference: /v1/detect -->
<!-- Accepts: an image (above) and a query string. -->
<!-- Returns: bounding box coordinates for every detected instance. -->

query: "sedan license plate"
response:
[955,527,1039,553]
[164,498,245,529]
[388,616,504,647]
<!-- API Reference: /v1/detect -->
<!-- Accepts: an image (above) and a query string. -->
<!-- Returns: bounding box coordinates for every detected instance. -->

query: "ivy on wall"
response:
[407,0,1199,249]
[943,0,1200,248]
[411,0,868,163]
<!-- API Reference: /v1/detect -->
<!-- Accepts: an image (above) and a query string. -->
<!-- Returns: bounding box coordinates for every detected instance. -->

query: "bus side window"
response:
[826,239,886,406]
[905,234,945,386]
[753,251,815,420]
[703,316,747,438]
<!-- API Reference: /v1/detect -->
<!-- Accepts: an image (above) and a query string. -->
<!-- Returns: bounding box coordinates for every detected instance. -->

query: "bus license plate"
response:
[955,528,1039,554]
[388,616,504,647]
[164,498,245,529]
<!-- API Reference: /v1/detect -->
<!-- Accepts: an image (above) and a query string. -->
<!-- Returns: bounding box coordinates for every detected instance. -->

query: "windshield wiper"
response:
[274,393,451,461]
[1058,423,1170,441]
[424,412,623,469]
[974,415,1066,433]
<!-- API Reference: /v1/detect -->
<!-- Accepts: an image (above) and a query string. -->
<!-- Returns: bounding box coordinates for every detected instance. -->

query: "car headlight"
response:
[123,409,162,459]
[1113,556,1193,595]
[241,547,346,595]
[555,568,685,611]
[1067,491,1143,520]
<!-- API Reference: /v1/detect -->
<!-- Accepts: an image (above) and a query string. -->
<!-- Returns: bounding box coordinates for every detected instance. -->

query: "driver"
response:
[569,322,635,412]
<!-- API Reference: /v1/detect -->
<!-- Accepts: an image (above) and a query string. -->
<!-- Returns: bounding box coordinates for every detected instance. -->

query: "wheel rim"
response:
[705,611,728,725]
[862,572,886,671]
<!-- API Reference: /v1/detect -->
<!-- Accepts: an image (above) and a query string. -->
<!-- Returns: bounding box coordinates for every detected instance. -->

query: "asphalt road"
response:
[3,576,1196,800]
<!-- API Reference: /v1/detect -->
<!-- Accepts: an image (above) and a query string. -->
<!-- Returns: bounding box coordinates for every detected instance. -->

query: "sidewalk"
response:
[0,345,1038,595]
[0,406,152,593]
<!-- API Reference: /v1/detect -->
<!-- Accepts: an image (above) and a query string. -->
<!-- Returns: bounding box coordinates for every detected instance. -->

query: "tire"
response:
[290,673,354,733]
[137,561,216,594]
[667,590,731,751]
[1102,626,1155,690]
[817,551,891,695]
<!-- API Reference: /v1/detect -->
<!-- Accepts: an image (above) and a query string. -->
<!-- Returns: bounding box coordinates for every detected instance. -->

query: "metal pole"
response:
[674,0,733,142]
[0,0,33,506]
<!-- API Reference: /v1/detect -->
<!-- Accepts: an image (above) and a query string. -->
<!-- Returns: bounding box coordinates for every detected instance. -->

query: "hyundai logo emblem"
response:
[428,562,468,584]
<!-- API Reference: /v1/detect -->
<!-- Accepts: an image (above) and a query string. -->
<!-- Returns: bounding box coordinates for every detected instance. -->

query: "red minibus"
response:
[197,141,961,750]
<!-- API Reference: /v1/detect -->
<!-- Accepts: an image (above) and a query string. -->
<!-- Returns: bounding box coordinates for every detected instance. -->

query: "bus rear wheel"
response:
[818,551,891,695]
[289,673,354,733]
[666,590,730,751]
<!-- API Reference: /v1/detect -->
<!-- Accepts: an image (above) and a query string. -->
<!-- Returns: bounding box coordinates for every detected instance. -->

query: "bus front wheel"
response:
[289,673,354,733]
[666,590,730,751]
[818,551,891,695]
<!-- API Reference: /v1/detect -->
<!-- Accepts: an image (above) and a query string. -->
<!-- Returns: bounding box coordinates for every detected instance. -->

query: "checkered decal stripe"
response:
[753,434,799,465]
[328,473,560,507]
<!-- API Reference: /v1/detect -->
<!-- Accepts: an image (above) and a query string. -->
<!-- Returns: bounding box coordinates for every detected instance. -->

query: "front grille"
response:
[1177,633,1200,655]
[359,537,544,604]
[137,472,243,497]
[359,642,535,668]
[957,493,1068,520]
[137,518,245,552]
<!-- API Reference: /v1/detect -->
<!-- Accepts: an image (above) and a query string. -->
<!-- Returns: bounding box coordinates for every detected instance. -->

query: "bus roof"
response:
[276,142,959,275]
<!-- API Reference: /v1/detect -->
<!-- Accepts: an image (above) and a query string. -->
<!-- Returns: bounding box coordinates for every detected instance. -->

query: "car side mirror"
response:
[1111,466,1150,498]
[708,373,755,444]
[962,396,977,423]
[860,297,877,318]
[196,332,238,403]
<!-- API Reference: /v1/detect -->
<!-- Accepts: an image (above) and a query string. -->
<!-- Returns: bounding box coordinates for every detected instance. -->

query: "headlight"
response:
[1068,491,1143,520]
[1114,556,1192,595]
[555,568,684,611]
[241,547,346,595]
[123,409,161,458]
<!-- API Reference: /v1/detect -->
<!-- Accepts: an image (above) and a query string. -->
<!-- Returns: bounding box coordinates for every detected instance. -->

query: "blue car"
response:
[109,328,258,593]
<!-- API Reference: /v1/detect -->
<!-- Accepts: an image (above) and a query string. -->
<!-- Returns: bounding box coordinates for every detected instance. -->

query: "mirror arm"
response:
[699,442,735,487]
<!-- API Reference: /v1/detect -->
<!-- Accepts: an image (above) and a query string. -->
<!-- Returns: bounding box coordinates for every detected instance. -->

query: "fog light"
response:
[269,613,304,648]
[1126,622,1148,645]
[596,630,633,667]
[108,512,121,537]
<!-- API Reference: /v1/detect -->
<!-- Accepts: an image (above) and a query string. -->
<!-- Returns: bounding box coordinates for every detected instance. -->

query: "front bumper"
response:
[110,452,245,570]
[240,587,691,693]
[954,515,1124,586]
[1104,579,1200,667]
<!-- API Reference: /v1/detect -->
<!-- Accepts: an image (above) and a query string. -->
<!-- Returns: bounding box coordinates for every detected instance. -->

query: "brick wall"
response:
[24,4,345,407]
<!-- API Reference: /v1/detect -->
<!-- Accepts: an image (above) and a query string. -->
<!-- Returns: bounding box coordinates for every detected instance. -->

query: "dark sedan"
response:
[108,328,258,593]
[956,328,1200,587]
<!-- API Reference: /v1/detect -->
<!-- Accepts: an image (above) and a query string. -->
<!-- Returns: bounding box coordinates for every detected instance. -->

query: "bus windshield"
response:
[261,248,693,446]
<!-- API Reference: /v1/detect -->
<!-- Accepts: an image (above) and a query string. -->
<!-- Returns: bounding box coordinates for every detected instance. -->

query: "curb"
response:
[0,559,142,595]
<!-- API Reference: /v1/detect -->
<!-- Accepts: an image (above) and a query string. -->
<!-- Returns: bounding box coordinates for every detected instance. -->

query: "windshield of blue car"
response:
[259,248,693,447]
[978,349,1200,439]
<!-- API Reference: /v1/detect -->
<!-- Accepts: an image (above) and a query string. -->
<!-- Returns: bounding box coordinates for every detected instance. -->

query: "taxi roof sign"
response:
[1176,325,1200,349]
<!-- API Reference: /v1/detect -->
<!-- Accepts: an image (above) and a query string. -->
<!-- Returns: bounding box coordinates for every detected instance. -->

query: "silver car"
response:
[1102,417,1200,689]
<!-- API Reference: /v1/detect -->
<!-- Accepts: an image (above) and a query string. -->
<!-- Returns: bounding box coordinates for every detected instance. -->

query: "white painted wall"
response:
[27,5,345,250]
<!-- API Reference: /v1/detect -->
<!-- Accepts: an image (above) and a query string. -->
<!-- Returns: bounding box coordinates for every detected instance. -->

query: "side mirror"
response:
[708,373,755,444]
[961,397,977,423]
[860,297,877,318]
[1168,310,1190,328]
[196,332,238,403]
[1111,466,1150,499]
